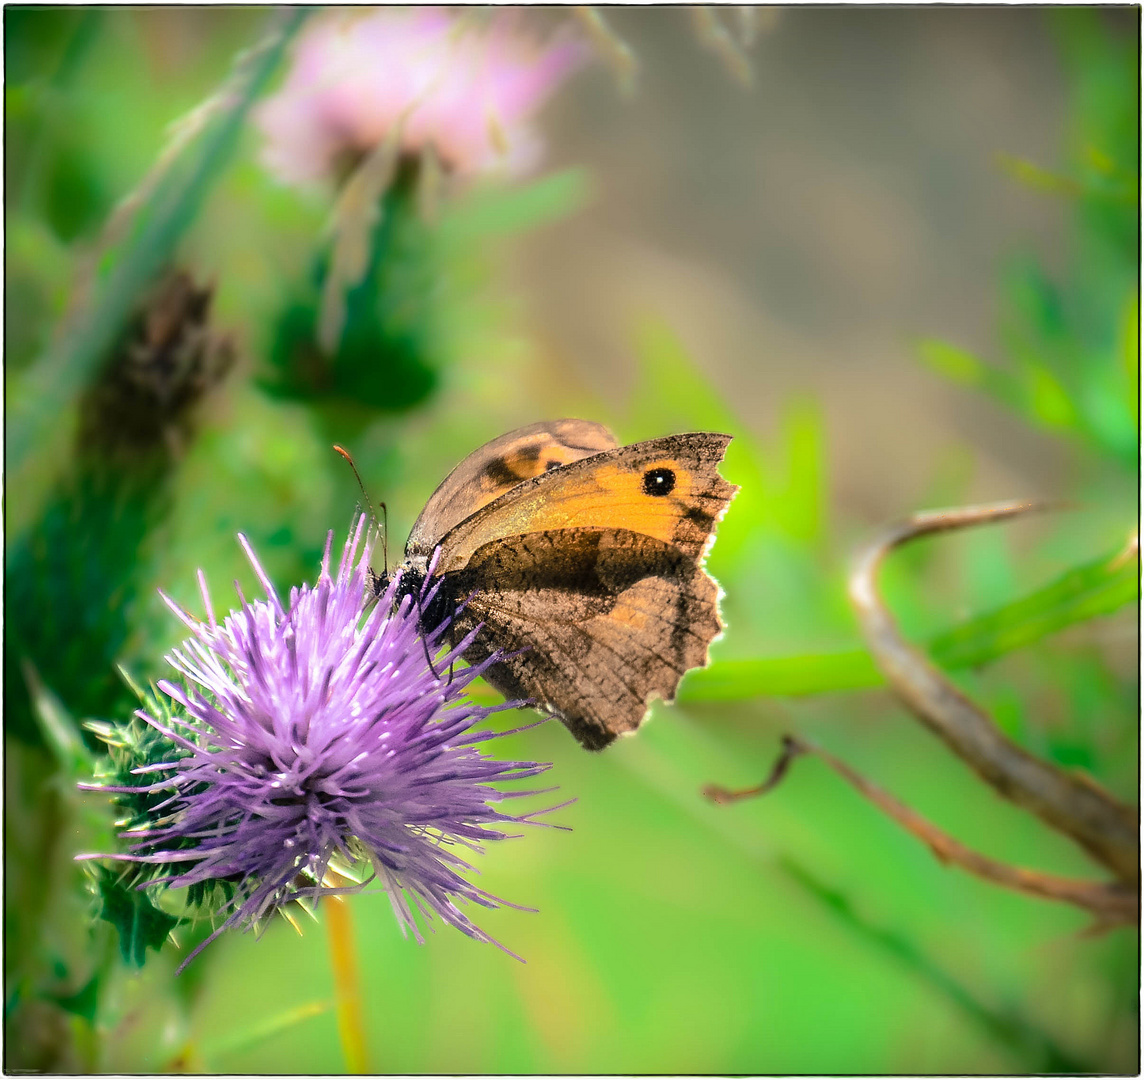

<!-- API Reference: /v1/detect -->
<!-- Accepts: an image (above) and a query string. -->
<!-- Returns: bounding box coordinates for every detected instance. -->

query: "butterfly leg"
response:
[421,631,443,681]
[446,621,459,686]
[413,592,446,681]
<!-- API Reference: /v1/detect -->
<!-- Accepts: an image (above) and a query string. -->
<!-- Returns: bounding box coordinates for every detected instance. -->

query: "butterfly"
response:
[374,419,738,750]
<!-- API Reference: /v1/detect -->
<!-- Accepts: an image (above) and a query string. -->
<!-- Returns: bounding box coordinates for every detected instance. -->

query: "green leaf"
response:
[629,317,741,435]
[997,148,1135,205]
[928,540,1138,668]
[7,8,308,470]
[47,973,101,1025]
[1021,358,1078,429]
[94,865,181,969]
[917,338,1036,422]
[21,660,95,777]
[995,152,1085,198]
[439,168,591,244]
[680,651,880,700]
[917,340,989,387]
[681,539,1138,701]
[1005,256,1066,345]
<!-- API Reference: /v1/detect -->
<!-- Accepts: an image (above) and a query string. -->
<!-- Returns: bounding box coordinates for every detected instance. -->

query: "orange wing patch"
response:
[510,460,695,543]
[433,434,735,573]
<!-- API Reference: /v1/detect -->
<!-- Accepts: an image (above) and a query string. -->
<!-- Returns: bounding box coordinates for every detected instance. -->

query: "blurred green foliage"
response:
[4,7,1137,1075]
[7,9,306,470]
[920,9,1138,472]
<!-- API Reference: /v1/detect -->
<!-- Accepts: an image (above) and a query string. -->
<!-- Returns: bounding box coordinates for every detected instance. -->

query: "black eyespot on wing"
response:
[544,460,561,472]
[642,467,676,497]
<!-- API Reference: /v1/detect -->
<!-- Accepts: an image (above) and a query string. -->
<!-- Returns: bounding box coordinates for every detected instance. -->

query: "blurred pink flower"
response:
[255,7,587,188]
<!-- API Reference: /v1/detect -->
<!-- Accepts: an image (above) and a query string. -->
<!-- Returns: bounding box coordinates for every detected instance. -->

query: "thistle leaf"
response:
[94,866,181,969]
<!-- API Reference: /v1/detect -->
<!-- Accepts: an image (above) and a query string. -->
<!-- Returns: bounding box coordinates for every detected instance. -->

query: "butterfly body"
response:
[380,420,737,750]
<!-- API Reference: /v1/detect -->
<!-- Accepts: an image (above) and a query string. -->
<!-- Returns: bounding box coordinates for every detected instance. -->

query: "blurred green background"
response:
[5,7,1138,1074]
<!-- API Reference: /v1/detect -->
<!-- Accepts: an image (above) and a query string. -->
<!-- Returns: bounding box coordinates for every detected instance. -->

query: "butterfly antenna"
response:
[333,444,388,574]
[378,501,389,576]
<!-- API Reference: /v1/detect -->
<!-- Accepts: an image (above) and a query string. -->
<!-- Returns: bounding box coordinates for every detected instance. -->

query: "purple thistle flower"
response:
[254,7,589,188]
[79,517,558,970]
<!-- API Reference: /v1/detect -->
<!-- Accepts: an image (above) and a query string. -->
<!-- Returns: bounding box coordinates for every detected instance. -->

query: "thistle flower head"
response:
[254,7,587,188]
[82,517,555,969]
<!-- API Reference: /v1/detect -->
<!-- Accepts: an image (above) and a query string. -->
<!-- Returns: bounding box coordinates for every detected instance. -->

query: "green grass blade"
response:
[683,541,1138,701]
[8,8,308,469]
[929,542,1138,668]
[680,651,880,700]
[200,999,334,1067]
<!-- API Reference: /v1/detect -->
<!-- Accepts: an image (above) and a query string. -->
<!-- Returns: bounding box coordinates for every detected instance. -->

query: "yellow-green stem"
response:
[325,896,369,1073]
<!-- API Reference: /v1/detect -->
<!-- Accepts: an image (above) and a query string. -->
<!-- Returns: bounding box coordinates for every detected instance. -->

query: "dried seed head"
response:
[77,270,235,463]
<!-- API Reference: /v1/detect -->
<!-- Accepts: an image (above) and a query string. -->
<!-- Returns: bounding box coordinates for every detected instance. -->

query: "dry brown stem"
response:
[849,500,1138,883]
[702,735,807,805]
[705,736,1137,927]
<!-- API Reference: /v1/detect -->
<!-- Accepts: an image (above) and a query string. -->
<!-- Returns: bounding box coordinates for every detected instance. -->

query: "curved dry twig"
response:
[705,736,1137,927]
[849,500,1138,883]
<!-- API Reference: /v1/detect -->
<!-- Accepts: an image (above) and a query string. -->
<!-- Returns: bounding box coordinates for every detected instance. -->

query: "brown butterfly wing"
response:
[448,528,725,750]
[427,432,736,575]
[406,419,619,555]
